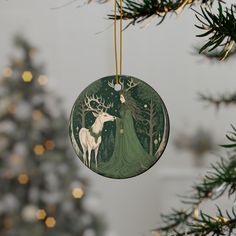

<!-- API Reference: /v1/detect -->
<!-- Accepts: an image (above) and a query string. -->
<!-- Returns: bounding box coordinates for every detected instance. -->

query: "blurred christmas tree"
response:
[0,36,105,236]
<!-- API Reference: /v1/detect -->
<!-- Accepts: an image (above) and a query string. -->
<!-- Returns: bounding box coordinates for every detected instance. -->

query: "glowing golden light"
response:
[7,104,16,114]
[38,75,48,86]
[72,187,84,199]
[45,140,55,150]
[33,144,45,156]
[18,174,29,185]
[36,209,47,220]
[22,71,33,82]
[32,110,43,121]
[4,67,13,77]
[45,217,56,228]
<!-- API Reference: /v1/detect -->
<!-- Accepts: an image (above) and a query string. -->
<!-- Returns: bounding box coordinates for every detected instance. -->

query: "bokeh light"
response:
[38,75,48,86]
[45,217,56,228]
[32,110,43,121]
[18,174,29,185]
[22,71,33,82]
[33,144,45,156]
[3,67,13,77]
[72,187,84,199]
[45,140,55,150]
[36,209,47,220]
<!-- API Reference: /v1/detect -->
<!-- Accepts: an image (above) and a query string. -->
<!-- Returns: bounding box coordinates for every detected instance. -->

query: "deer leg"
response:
[87,146,92,168]
[84,150,88,166]
[81,144,87,165]
[94,147,99,169]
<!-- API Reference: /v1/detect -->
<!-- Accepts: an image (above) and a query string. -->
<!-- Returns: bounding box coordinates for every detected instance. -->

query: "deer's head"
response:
[92,112,116,123]
[84,95,116,124]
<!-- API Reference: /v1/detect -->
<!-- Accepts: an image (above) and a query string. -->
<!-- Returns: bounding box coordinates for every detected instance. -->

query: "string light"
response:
[45,217,56,228]
[3,67,13,77]
[18,174,29,185]
[33,144,45,156]
[36,209,47,220]
[38,75,48,86]
[45,140,55,150]
[22,71,33,82]
[32,110,43,121]
[72,187,84,199]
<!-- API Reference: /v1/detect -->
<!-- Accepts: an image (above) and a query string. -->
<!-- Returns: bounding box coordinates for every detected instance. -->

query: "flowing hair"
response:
[120,91,142,121]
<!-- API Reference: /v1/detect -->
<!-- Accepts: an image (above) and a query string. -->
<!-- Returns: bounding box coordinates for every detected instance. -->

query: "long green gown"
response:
[98,103,155,179]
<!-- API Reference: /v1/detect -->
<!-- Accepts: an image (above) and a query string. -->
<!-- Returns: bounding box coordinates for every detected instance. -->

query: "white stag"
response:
[79,95,116,169]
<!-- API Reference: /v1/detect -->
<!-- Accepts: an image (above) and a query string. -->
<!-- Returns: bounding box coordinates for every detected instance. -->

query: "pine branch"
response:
[187,208,236,236]
[184,156,236,205]
[157,208,193,233]
[155,207,236,236]
[195,3,236,60]
[108,0,216,27]
[153,126,236,236]
[199,92,236,108]
[193,46,236,61]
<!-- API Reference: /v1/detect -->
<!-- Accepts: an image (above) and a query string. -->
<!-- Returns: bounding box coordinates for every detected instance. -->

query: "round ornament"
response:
[69,75,169,179]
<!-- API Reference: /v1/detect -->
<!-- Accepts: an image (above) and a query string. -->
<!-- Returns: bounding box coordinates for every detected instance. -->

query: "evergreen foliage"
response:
[108,0,236,60]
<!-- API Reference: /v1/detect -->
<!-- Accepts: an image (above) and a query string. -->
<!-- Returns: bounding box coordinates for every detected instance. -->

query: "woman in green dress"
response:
[98,92,154,179]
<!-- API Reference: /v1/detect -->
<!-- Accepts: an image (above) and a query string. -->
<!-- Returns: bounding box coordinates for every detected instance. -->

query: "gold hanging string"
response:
[119,0,122,77]
[114,0,123,85]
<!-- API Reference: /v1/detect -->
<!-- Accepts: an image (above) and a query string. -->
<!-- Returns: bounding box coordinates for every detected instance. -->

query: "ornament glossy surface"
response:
[69,75,169,179]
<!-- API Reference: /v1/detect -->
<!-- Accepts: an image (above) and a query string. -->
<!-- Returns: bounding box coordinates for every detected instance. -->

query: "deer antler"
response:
[125,77,139,92]
[108,77,139,92]
[108,79,115,89]
[84,94,113,113]
[108,78,124,89]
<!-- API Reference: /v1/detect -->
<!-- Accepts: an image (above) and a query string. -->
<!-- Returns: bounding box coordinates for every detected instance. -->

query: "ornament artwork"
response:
[69,75,169,179]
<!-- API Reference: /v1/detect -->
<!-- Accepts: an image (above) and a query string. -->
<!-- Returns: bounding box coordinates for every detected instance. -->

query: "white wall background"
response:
[0,1,235,235]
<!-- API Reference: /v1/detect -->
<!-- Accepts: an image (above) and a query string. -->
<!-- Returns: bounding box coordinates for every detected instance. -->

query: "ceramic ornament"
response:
[69,75,169,179]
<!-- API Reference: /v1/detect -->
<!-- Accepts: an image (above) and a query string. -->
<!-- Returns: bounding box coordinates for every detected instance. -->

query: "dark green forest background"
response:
[70,75,166,164]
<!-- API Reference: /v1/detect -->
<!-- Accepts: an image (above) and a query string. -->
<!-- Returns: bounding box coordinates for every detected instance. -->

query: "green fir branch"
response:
[153,126,236,236]
[193,46,236,61]
[156,208,193,234]
[199,92,236,108]
[221,125,236,149]
[154,204,236,235]
[194,3,236,60]
[187,207,236,236]
[108,0,217,27]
